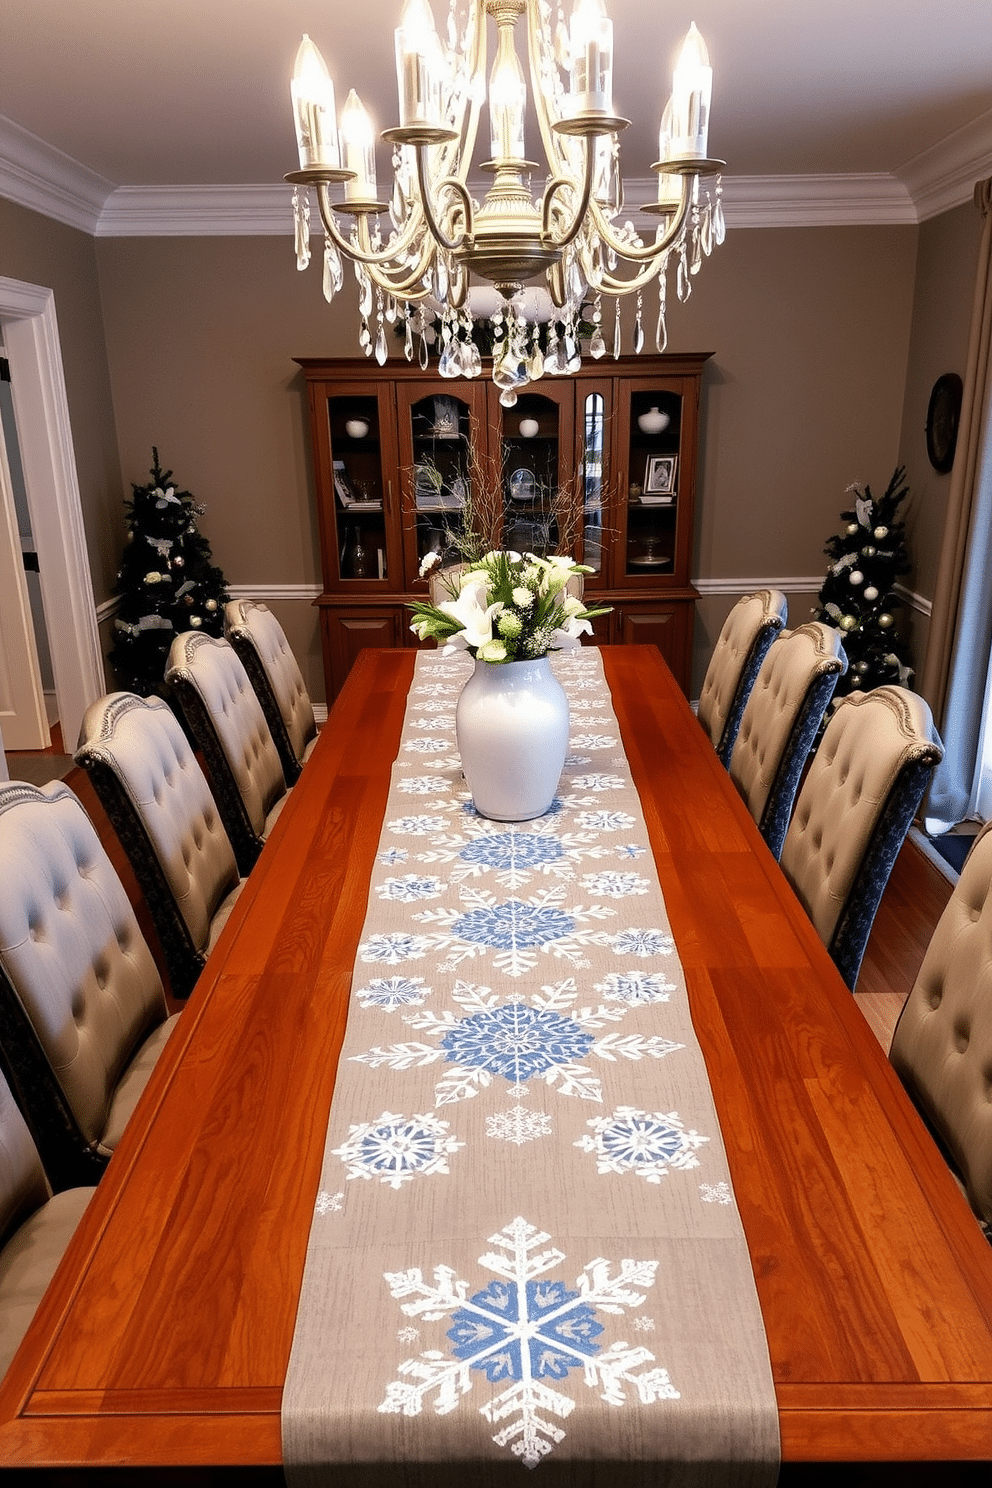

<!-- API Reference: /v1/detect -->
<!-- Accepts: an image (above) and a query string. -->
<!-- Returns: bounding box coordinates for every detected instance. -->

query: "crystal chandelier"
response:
[287,0,724,404]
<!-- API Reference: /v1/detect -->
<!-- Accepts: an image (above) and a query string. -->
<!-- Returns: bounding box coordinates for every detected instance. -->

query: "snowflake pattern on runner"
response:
[403,736,454,754]
[332,1111,463,1189]
[350,978,685,1107]
[314,1190,344,1215]
[575,1106,709,1183]
[594,970,676,1005]
[375,874,446,902]
[415,821,611,889]
[396,776,454,795]
[356,976,432,1012]
[378,1216,679,1467]
[486,1104,553,1146]
[699,1181,734,1205]
[579,871,651,898]
[407,885,619,977]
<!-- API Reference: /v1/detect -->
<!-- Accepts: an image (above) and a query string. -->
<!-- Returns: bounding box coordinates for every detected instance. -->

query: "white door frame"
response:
[0,276,104,751]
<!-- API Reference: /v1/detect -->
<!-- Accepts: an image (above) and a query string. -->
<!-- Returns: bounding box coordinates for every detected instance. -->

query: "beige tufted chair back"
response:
[165,633,288,875]
[224,600,317,785]
[75,693,244,1000]
[0,1066,93,1375]
[697,590,788,766]
[779,685,943,990]
[729,623,847,859]
[0,781,177,1189]
[889,820,992,1226]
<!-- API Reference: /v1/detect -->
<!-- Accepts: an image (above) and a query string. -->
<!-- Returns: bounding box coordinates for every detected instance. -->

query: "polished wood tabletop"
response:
[2,646,991,1481]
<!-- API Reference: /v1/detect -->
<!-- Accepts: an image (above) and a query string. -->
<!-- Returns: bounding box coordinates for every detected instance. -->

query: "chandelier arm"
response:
[414,147,474,254]
[310,181,427,268]
[525,0,570,174]
[541,139,596,250]
[584,182,693,265]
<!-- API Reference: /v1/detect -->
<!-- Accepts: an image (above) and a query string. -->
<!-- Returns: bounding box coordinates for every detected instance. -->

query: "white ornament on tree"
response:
[864,586,879,601]
[849,570,863,585]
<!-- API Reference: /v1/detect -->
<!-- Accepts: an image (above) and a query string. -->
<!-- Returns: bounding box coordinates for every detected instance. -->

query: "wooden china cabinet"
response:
[296,353,711,702]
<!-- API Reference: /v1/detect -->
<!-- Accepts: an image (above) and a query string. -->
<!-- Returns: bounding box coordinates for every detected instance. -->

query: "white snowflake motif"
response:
[699,1181,734,1206]
[575,810,637,832]
[576,1106,709,1184]
[376,874,445,903]
[412,700,458,714]
[412,885,616,978]
[314,1190,344,1215]
[396,775,453,795]
[410,715,456,731]
[618,843,647,859]
[579,871,650,898]
[386,814,450,837]
[566,773,626,793]
[378,1216,679,1466]
[594,971,675,1006]
[357,976,431,1012]
[351,977,685,1107]
[416,821,611,890]
[376,845,409,866]
[486,1104,553,1146]
[632,1316,656,1333]
[611,928,676,958]
[359,932,435,965]
[397,1326,421,1344]
[332,1110,463,1189]
[403,737,452,755]
[564,754,592,766]
[569,734,618,750]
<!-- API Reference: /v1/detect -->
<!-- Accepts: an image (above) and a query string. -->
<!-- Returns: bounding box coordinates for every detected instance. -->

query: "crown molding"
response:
[2,107,990,238]
[0,113,112,234]
[896,108,992,221]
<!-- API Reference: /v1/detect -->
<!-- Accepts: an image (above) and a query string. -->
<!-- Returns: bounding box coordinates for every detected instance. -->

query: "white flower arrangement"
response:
[409,551,611,664]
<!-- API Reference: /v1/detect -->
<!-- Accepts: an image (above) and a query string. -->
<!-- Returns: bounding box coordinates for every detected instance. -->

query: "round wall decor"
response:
[925,372,963,473]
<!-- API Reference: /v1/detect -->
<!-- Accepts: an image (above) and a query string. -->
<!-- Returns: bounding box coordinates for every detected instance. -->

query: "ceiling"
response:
[1,0,992,227]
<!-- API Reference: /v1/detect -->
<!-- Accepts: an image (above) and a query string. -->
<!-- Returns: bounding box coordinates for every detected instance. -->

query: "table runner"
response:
[283,649,779,1486]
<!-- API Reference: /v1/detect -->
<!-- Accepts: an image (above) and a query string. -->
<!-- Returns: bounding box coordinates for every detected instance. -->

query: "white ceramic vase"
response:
[456,656,569,821]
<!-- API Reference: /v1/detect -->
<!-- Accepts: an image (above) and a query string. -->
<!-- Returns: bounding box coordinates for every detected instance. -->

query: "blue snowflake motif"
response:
[453,900,575,949]
[611,928,675,957]
[440,1003,594,1082]
[377,846,409,866]
[580,871,649,898]
[376,874,444,902]
[447,1278,603,1382]
[594,971,673,1006]
[618,843,647,859]
[459,833,564,870]
[397,776,451,795]
[357,976,430,1011]
[359,1120,449,1178]
[599,1113,689,1166]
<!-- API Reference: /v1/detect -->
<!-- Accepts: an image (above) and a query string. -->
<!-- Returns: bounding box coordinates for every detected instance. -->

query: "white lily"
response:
[439,579,504,651]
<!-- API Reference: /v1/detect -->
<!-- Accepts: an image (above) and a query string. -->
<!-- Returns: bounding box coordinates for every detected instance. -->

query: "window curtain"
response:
[919,177,992,828]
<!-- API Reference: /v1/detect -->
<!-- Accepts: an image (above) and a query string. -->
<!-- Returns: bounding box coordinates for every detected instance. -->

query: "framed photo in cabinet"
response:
[644,454,677,495]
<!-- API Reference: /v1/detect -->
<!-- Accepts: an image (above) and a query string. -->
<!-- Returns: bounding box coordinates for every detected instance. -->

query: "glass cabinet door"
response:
[578,386,608,584]
[497,388,575,560]
[323,390,396,586]
[396,383,490,589]
[619,384,684,582]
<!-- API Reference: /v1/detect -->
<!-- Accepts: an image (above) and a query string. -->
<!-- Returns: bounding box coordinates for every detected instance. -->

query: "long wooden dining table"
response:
[1,644,992,1483]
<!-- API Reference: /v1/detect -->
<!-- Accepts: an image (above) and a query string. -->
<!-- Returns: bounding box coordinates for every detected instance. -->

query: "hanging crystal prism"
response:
[404,305,415,362]
[293,186,311,272]
[322,235,343,301]
[676,241,691,302]
[612,298,622,359]
[713,178,726,245]
[374,290,388,366]
[655,261,669,353]
[633,290,645,354]
[589,294,606,359]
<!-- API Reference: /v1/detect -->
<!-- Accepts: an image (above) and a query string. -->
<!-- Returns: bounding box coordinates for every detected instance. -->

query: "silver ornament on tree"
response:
[878,613,894,629]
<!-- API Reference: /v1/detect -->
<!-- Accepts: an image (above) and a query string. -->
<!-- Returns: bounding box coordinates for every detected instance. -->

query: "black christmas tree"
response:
[812,465,914,703]
[109,450,229,695]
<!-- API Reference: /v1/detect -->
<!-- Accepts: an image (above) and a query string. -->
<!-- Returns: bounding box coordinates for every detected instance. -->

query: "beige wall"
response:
[0,198,123,604]
[896,198,983,675]
[92,221,920,701]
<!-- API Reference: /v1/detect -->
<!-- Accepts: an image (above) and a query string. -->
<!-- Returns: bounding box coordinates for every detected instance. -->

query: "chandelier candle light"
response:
[287,1,724,403]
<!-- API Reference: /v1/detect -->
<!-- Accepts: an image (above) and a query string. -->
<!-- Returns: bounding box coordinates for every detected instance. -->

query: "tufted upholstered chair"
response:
[223,600,317,785]
[728,622,848,860]
[165,632,289,875]
[889,820,992,1228]
[74,692,246,1000]
[0,781,179,1191]
[697,589,788,767]
[0,1066,93,1378]
[779,686,943,991]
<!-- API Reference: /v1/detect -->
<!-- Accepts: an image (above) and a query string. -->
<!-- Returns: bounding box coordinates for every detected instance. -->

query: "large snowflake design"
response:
[575,1106,709,1184]
[331,1110,463,1189]
[378,1216,679,1467]
[356,975,432,1012]
[410,885,617,977]
[351,977,685,1106]
[416,821,610,890]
